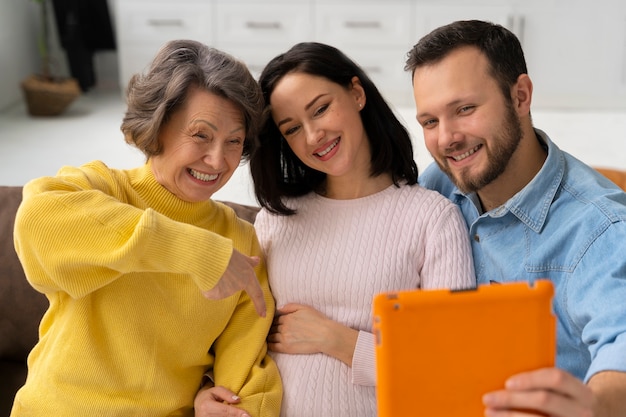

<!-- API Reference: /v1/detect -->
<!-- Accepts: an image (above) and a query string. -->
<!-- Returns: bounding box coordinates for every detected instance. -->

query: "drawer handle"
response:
[245,21,282,30]
[147,18,184,27]
[344,21,382,29]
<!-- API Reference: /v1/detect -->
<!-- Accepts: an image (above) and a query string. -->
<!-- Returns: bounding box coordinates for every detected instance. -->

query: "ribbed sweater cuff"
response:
[351,330,376,386]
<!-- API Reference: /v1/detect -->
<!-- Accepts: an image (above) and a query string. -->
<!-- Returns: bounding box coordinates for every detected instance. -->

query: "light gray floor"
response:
[1,87,625,206]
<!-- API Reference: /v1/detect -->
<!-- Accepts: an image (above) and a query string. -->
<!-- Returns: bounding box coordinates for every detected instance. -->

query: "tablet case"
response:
[373,280,555,416]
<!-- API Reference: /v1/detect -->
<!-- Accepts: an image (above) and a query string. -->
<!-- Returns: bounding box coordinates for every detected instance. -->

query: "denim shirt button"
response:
[473,234,480,242]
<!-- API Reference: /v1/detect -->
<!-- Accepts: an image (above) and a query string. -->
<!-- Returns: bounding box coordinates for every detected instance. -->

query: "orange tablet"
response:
[373,280,555,417]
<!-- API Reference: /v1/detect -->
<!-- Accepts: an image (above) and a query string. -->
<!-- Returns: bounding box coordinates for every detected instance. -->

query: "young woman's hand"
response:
[268,303,358,366]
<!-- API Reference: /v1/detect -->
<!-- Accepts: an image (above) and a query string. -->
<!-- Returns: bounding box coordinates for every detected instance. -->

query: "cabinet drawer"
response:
[117,44,165,91]
[116,1,214,43]
[315,2,413,47]
[215,3,313,46]
[342,46,414,106]
[227,46,295,80]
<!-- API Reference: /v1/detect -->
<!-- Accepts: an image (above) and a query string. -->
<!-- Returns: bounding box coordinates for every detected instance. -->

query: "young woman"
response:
[248,42,476,416]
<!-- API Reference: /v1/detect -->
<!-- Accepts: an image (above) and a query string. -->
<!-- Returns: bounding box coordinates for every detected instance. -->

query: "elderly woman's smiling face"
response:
[151,86,245,202]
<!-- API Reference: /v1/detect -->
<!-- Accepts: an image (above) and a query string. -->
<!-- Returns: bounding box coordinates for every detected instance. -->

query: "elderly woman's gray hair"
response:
[121,39,263,159]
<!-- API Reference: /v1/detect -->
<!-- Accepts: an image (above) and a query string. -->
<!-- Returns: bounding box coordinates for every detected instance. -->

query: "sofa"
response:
[595,167,626,191]
[4,169,623,415]
[0,185,260,416]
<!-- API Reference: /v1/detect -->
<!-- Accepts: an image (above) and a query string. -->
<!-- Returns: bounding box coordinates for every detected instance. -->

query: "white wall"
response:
[0,0,119,112]
[0,0,40,112]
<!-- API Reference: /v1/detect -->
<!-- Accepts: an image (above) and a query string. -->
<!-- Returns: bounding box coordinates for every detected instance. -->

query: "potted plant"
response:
[20,0,80,116]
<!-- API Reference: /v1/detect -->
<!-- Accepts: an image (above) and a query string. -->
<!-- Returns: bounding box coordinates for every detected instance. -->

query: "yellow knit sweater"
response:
[11,161,281,417]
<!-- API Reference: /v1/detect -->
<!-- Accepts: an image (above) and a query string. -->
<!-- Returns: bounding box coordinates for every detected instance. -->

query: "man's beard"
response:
[437,102,523,194]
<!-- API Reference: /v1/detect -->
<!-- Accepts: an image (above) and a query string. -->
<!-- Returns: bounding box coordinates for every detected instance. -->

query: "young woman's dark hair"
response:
[250,42,418,215]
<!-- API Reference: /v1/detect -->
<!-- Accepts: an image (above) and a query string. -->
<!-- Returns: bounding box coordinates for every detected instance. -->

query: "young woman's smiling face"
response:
[270,72,370,181]
[151,87,245,202]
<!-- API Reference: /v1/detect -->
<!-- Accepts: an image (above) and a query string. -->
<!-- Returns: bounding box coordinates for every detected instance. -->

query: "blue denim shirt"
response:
[420,129,626,382]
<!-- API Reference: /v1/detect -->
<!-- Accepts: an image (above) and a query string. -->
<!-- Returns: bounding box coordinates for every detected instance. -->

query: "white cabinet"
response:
[412,0,626,109]
[115,0,214,92]
[114,0,626,110]
[315,1,415,105]
[214,1,314,79]
[413,3,512,35]
[510,1,626,109]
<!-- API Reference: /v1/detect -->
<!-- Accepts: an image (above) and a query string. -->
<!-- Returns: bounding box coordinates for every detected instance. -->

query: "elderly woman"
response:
[11,40,281,417]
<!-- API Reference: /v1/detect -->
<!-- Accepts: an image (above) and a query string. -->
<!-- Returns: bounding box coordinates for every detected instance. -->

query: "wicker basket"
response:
[20,75,81,116]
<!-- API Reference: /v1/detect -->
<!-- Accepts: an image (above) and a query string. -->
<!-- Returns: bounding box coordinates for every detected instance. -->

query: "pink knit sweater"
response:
[255,183,475,417]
